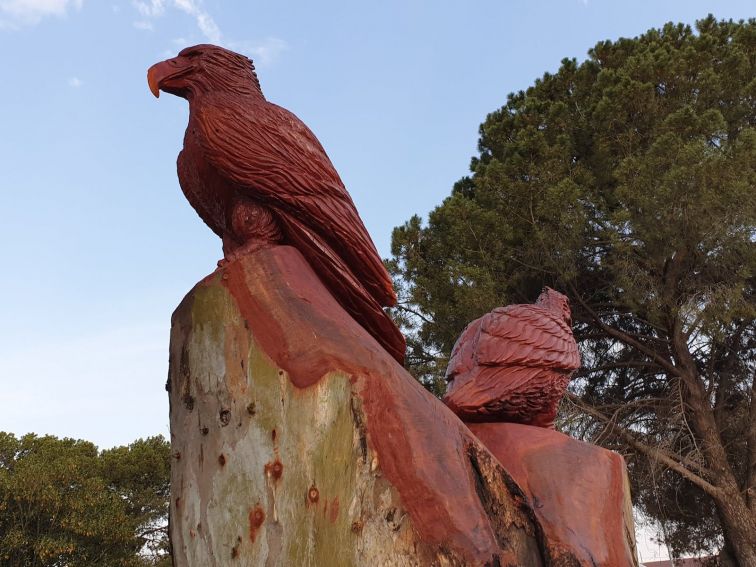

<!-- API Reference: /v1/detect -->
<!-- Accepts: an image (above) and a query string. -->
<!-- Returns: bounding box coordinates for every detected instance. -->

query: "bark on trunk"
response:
[670,325,756,567]
[746,375,756,516]
[711,488,756,567]
[166,246,638,566]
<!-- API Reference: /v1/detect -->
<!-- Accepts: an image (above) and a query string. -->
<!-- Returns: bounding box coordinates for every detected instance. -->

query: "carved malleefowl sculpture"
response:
[443,288,580,428]
[147,45,405,363]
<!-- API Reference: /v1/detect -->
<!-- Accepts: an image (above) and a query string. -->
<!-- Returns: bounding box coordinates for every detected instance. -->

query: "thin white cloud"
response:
[130,0,288,66]
[132,0,219,42]
[133,18,152,30]
[132,0,162,18]
[0,0,83,28]
[67,76,83,87]
[172,0,219,43]
[229,37,289,66]
[195,11,218,42]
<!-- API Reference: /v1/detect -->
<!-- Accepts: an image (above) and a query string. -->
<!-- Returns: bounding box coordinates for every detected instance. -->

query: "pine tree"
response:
[389,16,756,564]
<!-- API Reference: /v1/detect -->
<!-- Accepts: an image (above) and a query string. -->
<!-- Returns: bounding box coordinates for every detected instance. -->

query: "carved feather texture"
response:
[158,45,405,362]
[445,366,572,428]
[444,289,580,427]
[193,94,396,306]
[476,305,580,370]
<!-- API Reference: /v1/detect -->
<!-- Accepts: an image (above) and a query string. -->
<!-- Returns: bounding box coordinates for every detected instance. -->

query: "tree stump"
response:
[166,245,635,566]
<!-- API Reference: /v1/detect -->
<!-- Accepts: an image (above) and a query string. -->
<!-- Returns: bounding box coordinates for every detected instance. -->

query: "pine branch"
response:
[394,303,434,325]
[567,282,682,379]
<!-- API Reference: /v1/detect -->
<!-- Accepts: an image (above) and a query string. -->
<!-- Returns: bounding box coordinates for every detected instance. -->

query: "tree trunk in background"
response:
[166,246,636,566]
[670,328,756,567]
[711,490,756,567]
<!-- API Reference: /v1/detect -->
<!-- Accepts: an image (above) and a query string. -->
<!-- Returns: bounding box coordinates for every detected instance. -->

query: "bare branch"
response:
[394,303,434,325]
[566,393,720,497]
[567,282,683,378]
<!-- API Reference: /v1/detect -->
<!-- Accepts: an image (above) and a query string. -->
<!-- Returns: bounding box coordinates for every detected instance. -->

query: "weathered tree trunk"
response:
[670,326,756,567]
[712,489,756,567]
[166,246,635,566]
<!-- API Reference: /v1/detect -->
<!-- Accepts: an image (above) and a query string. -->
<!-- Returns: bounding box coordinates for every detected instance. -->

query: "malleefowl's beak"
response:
[147,56,192,98]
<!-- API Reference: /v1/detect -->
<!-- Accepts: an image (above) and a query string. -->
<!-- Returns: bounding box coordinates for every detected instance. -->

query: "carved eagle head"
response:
[147,44,262,100]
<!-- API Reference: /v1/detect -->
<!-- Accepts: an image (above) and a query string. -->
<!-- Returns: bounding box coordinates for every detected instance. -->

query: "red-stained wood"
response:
[148,44,405,364]
[444,288,580,427]
[468,422,639,567]
[217,246,541,565]
[168,245,637,565]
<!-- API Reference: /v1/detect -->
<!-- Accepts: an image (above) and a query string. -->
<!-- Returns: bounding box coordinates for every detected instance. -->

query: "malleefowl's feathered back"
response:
[444,288,580,427]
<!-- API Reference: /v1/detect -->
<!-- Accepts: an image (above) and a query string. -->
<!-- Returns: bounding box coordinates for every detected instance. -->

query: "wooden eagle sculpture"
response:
[147,44,405,363]
[443,288,580,428]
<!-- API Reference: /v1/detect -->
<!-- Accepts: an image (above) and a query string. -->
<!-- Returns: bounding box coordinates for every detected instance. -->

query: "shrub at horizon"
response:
[0,432,171,567]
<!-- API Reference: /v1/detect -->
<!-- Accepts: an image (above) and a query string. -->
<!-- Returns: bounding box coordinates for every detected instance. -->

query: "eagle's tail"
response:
[279,215,406,364]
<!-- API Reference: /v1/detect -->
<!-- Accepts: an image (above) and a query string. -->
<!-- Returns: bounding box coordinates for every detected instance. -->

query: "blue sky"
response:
[2,0,753,443]
[0,0,752,462]
[3,1,752,560]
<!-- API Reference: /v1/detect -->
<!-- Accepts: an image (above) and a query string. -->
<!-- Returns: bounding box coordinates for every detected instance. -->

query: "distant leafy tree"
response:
[388,16,755,565]
[101,437,171,565]
[0,432,170,567]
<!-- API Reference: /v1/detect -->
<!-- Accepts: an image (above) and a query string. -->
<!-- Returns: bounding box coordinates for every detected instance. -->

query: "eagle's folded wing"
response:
[196,97,396,307]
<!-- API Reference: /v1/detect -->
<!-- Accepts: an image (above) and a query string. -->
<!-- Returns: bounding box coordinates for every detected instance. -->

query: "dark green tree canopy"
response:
[0,432,171,567]
[389,16,755,563]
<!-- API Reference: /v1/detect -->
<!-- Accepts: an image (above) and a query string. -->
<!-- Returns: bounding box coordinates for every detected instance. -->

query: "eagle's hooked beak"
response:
[147,64,162,98]
[147,56,193,98]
